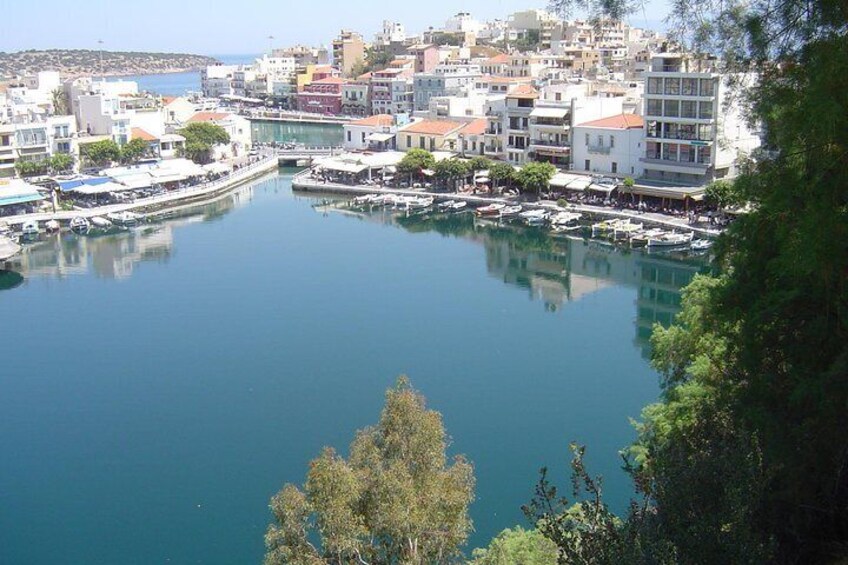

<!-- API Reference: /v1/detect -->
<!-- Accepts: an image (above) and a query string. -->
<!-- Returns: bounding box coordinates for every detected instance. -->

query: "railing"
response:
[588,145,611,154]
[531,139,567,148]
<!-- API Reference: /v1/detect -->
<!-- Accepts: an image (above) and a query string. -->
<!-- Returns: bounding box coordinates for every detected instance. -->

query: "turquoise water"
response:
[251,121,344,146]
[0,172,706,563]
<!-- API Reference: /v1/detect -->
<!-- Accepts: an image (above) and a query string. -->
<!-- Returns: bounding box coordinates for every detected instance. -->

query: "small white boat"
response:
[549,212,582,231]
[353,194,378,205]
[648,231,694,247]
[475,203,505,216]
[407,196,434,209]
[90,216,112,229]
[45,219,61,233]
[448,201,467,212]
[107,211,141,226]
[437,199,456,211]
[613,220,644,239]
[499,205,523,218]
[21,220,39,236]
[519,209,548,225]
[691,239,713,251]
[70,217,91,233]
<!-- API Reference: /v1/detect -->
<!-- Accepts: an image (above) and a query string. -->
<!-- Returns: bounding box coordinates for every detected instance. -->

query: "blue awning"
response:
[0,193,43,207]
[58,177,113,192]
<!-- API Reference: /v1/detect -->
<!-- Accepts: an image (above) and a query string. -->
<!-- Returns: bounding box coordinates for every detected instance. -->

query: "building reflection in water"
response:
[13,184,254,281]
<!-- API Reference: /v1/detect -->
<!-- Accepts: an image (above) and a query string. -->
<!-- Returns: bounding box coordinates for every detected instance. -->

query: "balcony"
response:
[587,144,612,155]
[486,110,503,120]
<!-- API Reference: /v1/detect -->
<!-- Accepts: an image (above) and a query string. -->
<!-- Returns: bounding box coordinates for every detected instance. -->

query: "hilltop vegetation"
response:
[0,49,218,77]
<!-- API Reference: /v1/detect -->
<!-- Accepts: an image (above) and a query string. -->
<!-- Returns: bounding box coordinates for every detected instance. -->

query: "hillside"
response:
[0,49,219,78]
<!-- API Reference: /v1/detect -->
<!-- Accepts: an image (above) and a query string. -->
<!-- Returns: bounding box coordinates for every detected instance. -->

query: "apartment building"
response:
[370,69,413,116]
[341,80,370,116]
[297,77,346,115]
[642,53,759,184]
[572,113,645,177]
[398,119,465,152]
[413,65,481,111]
[332,30,366,77]
[407,44,439,74]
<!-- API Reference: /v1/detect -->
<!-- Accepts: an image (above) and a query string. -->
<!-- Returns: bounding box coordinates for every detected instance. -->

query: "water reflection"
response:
[370,210,709,358]
[251,121,343,146]
[11,184,254,281]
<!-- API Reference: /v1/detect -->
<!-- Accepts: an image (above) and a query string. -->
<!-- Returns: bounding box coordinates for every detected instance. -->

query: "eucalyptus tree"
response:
[265,377,475,565]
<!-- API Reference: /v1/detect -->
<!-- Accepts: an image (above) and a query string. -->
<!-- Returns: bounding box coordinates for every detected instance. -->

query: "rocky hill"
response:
[0,50,219,78]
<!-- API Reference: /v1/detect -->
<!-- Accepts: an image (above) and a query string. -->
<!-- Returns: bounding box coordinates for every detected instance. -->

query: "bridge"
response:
[267,146,343,166]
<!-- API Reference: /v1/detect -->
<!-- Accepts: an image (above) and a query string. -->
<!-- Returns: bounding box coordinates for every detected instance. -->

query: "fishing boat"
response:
[45,219,61,233]
[549,212,582,232]
[613,220,644,239]
[630,227,665,246]
[647,230,694,248]
[90,216,112,229]
[437,199,457,211]
[21,220,39,237]
[404,196,434,210]
[499,205,523,218]
[447,201,467,212]
[107,211,140,226]
[475,203,505,216]
[519,209,548,225]
[70,217,91,233]
[690,238,713,251]
[353,194,378,205]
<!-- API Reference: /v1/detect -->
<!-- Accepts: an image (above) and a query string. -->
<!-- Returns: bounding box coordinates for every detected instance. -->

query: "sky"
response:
[0,0,671,55]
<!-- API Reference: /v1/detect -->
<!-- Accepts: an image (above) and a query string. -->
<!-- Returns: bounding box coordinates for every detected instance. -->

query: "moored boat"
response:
[549,211,582,232]
[70,217,91,233]
[447,200,467,212]
[21,220,39,237]
[437,199,456,211]
[107,211,141,226]
[519,209,548,225]
[90,216,112,229]
[475,203,505,216]
[647,230,694,248]
[499,205,523,218]
[690,238,713,251]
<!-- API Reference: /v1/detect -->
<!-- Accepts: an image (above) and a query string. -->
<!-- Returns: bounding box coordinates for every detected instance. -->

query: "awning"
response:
[115,173,153,189]
[624,183,706,200]
[202,162,232,175]
[58,176,113,192]
[150,172,187,184]
[566,178,592,191]
[72,181,130,195]
[0,179,45,206]
[320,159,369,174]
[588,183,617,194]
[530,107,569,119]
[367,132,395,143]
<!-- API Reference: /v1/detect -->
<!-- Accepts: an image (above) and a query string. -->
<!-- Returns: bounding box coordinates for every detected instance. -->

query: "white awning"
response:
[320,159,369,174]
[566,178,592,191]
[116,174,153,190]
[72,181,131,195]
[367,132,395,142]
[588,183,617,194]
[530,107,569,119]
[626,183,706,200]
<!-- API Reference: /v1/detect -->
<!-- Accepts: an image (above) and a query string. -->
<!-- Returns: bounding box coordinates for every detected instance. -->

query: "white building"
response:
[572,113,645,177]
[642,53,760,184]
[201,65,239,97]
[445,12,482,34]
[413,64,481,112]
[343,114,398,151]
[185,112,252,159]
[375,21,406,46]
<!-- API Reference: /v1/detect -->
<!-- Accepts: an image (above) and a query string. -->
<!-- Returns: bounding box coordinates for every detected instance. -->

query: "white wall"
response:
[572,124,644,177]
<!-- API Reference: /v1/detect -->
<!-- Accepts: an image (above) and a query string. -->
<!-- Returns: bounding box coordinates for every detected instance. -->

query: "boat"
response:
[499,205,523,218]
[519,209,548,225]
[647,231,694,248]
[613,220,644,239]
[353,194,379,205]
[45,219,61,233]
[549,211,582,232]
[402,196,434,210]
[690,238,714,251]
[437,199,456,211]
[107,211,141,226]
[70,217,91,233]
[630,228,665,247]
[447,201,467,212]
[90,216,113,229]
[21,220,40,237]
[475,203,505,216]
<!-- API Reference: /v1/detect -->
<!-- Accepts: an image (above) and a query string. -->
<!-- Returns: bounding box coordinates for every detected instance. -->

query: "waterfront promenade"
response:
[291,170,723,237]
[2,155,280,229]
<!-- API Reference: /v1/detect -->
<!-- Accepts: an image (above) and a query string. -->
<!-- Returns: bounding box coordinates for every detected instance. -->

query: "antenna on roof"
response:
[97,39,104,79]
[268,35,275,56]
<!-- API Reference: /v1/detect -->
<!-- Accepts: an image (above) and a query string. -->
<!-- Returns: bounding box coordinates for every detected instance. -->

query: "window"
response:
[681,100,697,118]
[699,78,716,96]
[419,137,425,149]
[361,132,366,142]
[646,120,660,138]
[429,138,435,151]
[609,135,615,148]
[699,101,714,119]
[646,98,662,116]
[664,100,680,118]
[647,77,662,94]
[347,131,351,142]
[407,135,412,146]
[597,135,603,146]
[584,159,590,171]
[664,78,680,95]
[611,162,617,173]
[585,133,590,145]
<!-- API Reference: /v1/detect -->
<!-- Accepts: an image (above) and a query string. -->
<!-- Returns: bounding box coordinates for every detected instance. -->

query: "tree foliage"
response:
[265,377,475,565]
[120,138,150,164]
[397,149,436,181]
[434,158,470,190]
[470,527,557,565]
[178,122,230,163]
[49,153,74,173]
[468,156,491,172]
[515,162,556,195]
[80,139,121,167]
[488,162,515,190]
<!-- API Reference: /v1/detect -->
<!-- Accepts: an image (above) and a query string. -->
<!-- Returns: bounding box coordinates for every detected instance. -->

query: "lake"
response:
[107,54,259,97]
[0,171,707,563]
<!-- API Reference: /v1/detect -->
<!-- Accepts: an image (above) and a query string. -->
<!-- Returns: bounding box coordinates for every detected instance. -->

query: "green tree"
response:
[397,148,436,184]
[470,527,557,565]
[15,160,48,177]
[178,122,230,163]
[265,377,475,565]
[488,162,515,192]
[515,162,556,195]
[51,88,70,115]
[80,139,121,167]
[468,156,491,172]
[120,138,150,164]
[48,153,74,173]
[703,180,740,210]
[434,158,470,191]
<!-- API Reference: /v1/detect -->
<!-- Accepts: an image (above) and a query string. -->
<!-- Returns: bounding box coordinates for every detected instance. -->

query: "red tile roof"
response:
[348,114,394,127]
[187,112,230,123]
[400,119,465,136]
[162,96,177,105]
[458,118,487,136]
[507,84,539,99]
[578,113,644,129]
[485,54,510,65]
[312,77,347,84]
[131,127,158,141]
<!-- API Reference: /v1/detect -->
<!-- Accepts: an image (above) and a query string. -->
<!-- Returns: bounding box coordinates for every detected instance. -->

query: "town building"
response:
[341,79,370,117]
[397,119,466,152]
[572,113,645,177]
[297,77,346,115]
[370,68,413,116]
[185,112,251,158]
[343,114,399,151]
[407,45,439,74]
[332,30,366,77]
[413,65,481,112]
[642,53,760,184]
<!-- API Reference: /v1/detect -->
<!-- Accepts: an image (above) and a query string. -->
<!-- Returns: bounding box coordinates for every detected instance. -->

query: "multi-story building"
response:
[572,113,645,177]
[343,114,397,151]
[407,45,439,74]
[201,65,239,97]
[341,80,370,116]
[185,112,252,158]
[642,53,760,184]
[502,85,537,164]
[297,77,345,115]
[481,54,510,76]
[332,30,366,77]
[397,119,466,152]
[272,45,330,67]
[370,69,413,116]
[413,65,481,112]
[375,21,406,47]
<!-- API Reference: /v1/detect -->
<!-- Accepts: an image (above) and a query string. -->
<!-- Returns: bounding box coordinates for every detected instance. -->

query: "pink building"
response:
[297,77,346,115]
[408,44,439,74]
